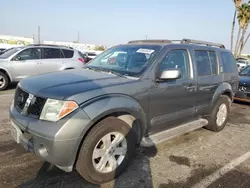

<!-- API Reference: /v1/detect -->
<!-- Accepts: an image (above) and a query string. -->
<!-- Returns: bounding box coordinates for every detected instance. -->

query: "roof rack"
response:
[127,39,225,49]
[128,40,172,44]
[26,44,73,49]
[181,39,225,48]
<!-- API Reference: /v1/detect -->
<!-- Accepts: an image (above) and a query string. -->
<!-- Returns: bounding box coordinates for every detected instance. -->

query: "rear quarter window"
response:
[62,49,74,58]
[221,52,237,73]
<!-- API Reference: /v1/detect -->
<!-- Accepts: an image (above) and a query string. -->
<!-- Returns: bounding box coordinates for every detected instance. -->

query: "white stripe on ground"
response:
[192,151,250,188]
[0,129,5,132]
[0,94,14,97]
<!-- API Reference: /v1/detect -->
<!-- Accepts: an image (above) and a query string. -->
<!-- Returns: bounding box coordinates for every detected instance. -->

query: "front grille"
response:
[28,97,46,116]
[14,87,29,112]
[14,87,46,118]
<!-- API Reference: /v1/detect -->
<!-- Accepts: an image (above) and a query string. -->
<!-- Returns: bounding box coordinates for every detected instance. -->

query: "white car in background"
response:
[236,58,249,71]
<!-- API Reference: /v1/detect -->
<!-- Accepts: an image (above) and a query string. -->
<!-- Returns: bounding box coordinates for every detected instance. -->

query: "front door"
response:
[11,48,41,81]
[148,48,197,134]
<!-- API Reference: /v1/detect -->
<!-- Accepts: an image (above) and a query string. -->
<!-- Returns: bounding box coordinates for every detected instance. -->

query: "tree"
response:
[231,0,243,51]
[234,3,250,56]
[238,1,250,55]
[94,45,106,51]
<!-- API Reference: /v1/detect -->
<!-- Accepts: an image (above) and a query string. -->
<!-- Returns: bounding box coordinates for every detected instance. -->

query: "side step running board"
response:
[140,118,208,147]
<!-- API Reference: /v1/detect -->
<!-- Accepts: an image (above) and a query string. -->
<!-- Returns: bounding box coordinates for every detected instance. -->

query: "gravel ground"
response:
[0,92,250,188]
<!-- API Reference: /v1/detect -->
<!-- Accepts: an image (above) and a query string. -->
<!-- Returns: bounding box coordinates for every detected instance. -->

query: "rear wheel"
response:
[205,95,231,132]
[0,72,9,91]
[76,117,136,184]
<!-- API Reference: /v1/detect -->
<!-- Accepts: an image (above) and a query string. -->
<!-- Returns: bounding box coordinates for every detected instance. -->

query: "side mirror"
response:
[158,69,181,81]
[13,56,21,61]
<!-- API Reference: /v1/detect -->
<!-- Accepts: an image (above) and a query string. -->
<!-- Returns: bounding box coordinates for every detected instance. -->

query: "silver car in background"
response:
[0,44,86,90]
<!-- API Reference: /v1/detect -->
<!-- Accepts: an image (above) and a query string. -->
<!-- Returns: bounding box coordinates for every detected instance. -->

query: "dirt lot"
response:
[0,91,250,188]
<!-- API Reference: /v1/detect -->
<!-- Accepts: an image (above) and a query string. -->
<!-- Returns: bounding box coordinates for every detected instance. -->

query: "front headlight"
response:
[40,99,78,122]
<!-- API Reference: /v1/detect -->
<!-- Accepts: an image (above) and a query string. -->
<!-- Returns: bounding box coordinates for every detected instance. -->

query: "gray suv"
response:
[9,39,239,184]
[0,44,86,90]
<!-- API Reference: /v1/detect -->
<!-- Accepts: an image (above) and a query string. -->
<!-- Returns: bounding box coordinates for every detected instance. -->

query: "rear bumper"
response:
[9,102,91,172]
[234,91,250,103]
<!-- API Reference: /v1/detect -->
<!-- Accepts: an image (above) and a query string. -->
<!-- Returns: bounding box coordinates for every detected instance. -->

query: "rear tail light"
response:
[78,58,85,63]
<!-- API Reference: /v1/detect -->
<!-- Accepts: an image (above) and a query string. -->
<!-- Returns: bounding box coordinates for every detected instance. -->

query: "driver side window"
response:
[14,48,41,61]
[159,49,190,79]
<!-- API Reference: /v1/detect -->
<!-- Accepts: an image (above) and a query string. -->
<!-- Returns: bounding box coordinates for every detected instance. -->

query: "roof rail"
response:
[27,44,73,49]
[128,40,172,44]
[127,39,225,49]
[181,39,225,49]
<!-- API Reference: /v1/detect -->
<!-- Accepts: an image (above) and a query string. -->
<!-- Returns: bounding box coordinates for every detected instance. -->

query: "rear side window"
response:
[194,50,218,76]
[62,49,74,58]
[42,48,62,59]
[221,52,237,73]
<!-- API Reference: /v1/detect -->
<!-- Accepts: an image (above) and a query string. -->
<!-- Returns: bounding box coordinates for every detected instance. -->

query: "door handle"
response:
[184,84,196,91]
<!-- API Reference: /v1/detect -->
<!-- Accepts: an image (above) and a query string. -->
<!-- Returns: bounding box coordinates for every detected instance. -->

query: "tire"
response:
[0,72,9,91]
[76,117,136,184]
[205,95,231,132]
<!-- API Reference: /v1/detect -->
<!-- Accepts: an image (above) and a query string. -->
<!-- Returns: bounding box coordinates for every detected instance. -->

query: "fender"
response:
[81,94,147,141]
[211,82,233,107]
[0,66,13,82]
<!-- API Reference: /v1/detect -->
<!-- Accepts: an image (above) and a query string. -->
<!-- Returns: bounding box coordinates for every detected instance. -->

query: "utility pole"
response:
[77,31,80,43]
[38,26,40,44]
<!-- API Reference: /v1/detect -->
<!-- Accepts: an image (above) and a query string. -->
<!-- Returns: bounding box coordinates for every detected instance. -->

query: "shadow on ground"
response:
[19,146,158,188]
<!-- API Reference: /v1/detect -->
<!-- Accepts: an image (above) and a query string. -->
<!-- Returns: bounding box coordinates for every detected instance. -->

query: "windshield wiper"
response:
[86,67,127,78]
[85,66,101,72]
[107,70,128,78]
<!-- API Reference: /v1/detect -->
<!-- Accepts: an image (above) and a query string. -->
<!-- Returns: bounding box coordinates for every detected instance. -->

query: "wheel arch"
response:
[0,67,12,82]
[211,82,233,108]
[80,95,147,144]
[73,95,147,166]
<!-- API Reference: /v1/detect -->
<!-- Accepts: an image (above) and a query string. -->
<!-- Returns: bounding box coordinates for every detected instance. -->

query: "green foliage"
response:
[94,45,105,51]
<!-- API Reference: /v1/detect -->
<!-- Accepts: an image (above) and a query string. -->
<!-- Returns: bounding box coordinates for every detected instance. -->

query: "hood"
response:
[239,75,250,87]
[19,69,137,100]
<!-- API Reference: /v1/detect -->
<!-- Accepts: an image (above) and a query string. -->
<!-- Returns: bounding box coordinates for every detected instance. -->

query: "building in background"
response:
[0,34,34,49]
[0,34,99,52]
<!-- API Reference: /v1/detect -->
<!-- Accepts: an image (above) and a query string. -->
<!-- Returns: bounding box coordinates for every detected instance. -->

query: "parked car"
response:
[0,44,86,90]
[234,65,250,102]
[85,52,97,62]
[10,39,239,184]
[77,52,98,64]
[237,60,248,71]
[0,47,13,56]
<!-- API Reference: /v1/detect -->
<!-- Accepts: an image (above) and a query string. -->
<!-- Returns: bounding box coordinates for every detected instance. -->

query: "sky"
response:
[1,0,250,53]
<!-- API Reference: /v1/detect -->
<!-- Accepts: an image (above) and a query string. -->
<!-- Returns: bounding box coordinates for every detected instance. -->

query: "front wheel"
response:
[0,72,9,91]
[205,95,231,132]
[76,117,136,184]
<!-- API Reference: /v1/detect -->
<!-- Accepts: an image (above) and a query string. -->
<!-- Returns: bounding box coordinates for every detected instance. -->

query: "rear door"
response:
[10,48,41,80]
[39,48,64,74]
[193,49,222,114]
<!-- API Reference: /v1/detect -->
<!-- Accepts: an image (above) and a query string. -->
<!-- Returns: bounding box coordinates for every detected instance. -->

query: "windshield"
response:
[0,47,22,59]
[86,45,162,77]
[240,66,250,76]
